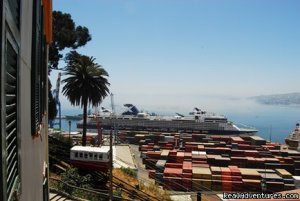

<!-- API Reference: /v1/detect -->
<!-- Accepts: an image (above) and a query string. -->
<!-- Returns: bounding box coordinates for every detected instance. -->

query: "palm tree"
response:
[62,52,110,146]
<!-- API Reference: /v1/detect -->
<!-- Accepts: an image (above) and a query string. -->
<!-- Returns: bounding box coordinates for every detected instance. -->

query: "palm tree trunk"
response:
[82,98,88,146]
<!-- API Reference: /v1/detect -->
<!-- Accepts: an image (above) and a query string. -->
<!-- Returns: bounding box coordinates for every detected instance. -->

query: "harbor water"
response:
[54,101,300,144]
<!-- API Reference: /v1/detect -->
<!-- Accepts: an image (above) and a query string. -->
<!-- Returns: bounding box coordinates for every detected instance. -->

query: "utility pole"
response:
[109,93,114,201]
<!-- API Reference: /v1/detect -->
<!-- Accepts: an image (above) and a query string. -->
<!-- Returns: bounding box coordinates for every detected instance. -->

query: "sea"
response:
[54,100,300,144]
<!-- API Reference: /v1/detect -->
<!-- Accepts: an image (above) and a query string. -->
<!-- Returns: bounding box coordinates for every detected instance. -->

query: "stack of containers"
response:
[244,150,259,157]
[201,137,213,143]
[164,135,175,143]
[282,157,295,174]
[145,151,161,170]
[238,144,252,150]
[168,150,177,163]
[215,156,231,167]
[135,134,145,145]
[221,167,232,191]
[148,169,155,179]
[184,152,192,161]
[293,176,300,188]
[159,134,165,142]
[276,157,295,174]
[163,167,184,191]
[176,152,184,163]
[261,172,284,192]
[250,136,266,146]
[125,136,135,144]
[181,136,193,145]
[163,143,174,150]
[160,149,170,160]
[246,157,257,168]
[152,133,161,143]
[206,154,218,165]
[155,160,166,184]
[140,144,154,152]
[257,149,272,158]
[192,151,207,164]
[275,169,295,190]
[231,136,245,144]
[205,147,231,155]
[240,168,262,191]
[228,166,243,191]
[139,139,146,146]
[185,144,195,152]
[292,156,300,175]
[211,166,222,191]
[231,156,247,167]
[197,145,205,151]
[192,167,212,191]
[231,150,245,157]
[191,134,207,142]
[182,161,192,190]
[158,141,172,150]
[255,158,266,168]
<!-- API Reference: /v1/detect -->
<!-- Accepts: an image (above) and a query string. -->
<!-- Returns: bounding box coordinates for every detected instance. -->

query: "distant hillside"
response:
[251,93,300,105]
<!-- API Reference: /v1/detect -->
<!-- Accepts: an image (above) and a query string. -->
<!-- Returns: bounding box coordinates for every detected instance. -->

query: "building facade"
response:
[0,0,52,200]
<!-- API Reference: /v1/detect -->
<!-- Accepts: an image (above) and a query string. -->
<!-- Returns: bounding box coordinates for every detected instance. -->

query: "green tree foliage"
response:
[49,11,91,69]
[48,11,91,122]
[62,51,110,146]
[58,168,92,195]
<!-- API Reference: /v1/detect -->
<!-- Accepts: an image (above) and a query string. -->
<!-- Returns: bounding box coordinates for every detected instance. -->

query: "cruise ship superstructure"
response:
[77,104,257,135]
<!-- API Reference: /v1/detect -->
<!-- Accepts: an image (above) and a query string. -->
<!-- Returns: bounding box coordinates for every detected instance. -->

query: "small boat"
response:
[285,123,300,150]
[65,114,83,120]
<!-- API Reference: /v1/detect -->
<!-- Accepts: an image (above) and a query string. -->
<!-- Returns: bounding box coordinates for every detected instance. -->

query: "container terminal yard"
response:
[64,128,300,198]
[117,131,300,194]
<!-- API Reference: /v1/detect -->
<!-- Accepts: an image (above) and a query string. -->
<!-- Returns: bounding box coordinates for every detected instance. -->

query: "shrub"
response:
[120,167,137,178]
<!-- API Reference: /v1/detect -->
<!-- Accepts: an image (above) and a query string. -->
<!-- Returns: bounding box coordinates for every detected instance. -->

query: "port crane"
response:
[50,72,62,130]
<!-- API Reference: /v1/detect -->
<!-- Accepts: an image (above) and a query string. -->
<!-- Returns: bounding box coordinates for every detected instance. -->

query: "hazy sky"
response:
[51,0,300,113]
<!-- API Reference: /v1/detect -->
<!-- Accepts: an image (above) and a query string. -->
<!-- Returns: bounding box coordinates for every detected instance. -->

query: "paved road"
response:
[129,144,154,184]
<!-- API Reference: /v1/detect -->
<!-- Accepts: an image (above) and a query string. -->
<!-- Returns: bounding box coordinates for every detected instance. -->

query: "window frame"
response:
[31,0,47,136]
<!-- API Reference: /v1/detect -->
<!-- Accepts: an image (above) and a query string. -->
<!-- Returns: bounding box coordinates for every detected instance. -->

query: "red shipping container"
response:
[221,175,232,181]
[183,161,192,173]
[164,168,183,178]
[192,163,209,168]
[221,167,231,176]
[231,176,242,181]
[184,152,192,159]
[165,163,183,168]
[169,150,177,156]
[148,170,156,179]
[182,173,192,178]
[182,178,192,190]
[222,180,233,192]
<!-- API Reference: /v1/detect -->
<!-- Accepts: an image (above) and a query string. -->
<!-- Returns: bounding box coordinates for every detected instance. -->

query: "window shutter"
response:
[31,0,44,135]
[8,0,20,29]
[5,40,20,201]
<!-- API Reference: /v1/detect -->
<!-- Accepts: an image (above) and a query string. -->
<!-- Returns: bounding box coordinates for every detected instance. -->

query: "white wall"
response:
[19,1,48,200]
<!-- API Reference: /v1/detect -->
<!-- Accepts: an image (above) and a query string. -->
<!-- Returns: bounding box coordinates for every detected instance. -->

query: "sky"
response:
[51,0,300,114]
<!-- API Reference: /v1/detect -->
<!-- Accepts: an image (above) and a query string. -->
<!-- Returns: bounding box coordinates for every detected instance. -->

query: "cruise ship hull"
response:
[77,117,257,135]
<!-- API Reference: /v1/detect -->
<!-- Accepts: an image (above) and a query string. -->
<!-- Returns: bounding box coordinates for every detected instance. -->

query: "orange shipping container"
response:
[164,167,183,178]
